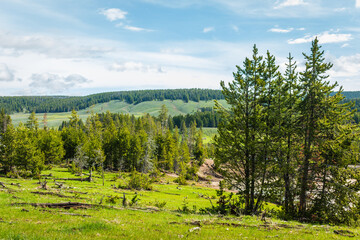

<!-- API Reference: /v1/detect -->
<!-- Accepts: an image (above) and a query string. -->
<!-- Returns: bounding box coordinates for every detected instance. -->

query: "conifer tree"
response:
[298,38,335,216]
[215,45,267,214]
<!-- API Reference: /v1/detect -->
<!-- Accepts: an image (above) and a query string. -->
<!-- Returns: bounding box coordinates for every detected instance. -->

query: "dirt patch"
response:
[197,159,223,188]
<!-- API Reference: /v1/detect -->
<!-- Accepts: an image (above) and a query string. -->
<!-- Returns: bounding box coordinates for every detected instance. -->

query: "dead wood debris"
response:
[334,229,355,237]
[60,212,91,217]
[31,191,77,199]
[11,201,121,210]
[169,220,305,230]
[55,177,91,182]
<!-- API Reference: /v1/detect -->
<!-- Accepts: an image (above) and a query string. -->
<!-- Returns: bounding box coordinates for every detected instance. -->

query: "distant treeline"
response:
[172,107,221,128]
[0,89,224,113]
[3,89,360,114]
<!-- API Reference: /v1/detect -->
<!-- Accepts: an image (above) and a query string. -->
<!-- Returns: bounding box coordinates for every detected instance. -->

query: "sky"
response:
[0,0,359,96]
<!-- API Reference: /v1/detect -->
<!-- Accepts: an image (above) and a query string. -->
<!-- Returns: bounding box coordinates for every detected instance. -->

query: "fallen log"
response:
[41,173,52,177]
[11,201,120,210]
[31,191,70,198]
[10,183,21,187]
[0,182,7,188]
[54,177,91,182]
[60,212,91,217]
[152,190,180,196]
[334,229,355,237]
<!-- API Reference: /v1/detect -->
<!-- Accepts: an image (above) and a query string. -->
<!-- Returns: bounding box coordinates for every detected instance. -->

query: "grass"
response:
[0,167,359,239]
[10,99,229,128]
[202,127,218,144]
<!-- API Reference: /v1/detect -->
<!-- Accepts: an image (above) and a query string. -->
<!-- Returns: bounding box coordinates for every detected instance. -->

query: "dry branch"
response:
[54,177,91,182]
[11,201,120,210]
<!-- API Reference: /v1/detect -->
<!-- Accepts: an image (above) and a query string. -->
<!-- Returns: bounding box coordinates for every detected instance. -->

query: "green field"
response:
[0,167,358,239]
[10,99,229,128]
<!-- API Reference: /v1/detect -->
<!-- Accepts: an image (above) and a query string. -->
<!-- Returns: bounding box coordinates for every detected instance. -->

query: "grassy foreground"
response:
[0,168,358,240]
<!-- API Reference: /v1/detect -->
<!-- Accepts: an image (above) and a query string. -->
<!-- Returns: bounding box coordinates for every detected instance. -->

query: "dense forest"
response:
[0,89,224,114]
[0,105,208,185]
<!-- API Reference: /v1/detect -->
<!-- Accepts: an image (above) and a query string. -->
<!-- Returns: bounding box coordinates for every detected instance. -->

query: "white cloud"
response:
[341,43,349,48]
[0,63,20,82]
[297,27,305,31]
[0,32,114,58]
[331,54,360,77]
[356,0,360,8]
[110,62,164,73]
[100,8,127,21]
[327,54,360,90]
[203,27,215,33]
[232,25,239,32]
[288,31,352,44]
[274,0,308,9]
[29,73,90,93]
[123,25,153,32]
[269,27,294,33]
[334,8,346,12]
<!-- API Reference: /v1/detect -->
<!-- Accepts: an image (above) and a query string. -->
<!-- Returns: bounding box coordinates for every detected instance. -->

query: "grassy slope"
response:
[0,168,358,240]
[10,99,229,128]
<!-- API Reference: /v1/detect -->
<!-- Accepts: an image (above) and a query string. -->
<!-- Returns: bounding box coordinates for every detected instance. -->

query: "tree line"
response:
[215,39,360,225]
[0,106,206,184]
[0,89,224,113]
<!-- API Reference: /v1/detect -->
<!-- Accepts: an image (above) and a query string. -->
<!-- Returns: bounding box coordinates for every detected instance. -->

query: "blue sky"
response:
[0,0,359,95]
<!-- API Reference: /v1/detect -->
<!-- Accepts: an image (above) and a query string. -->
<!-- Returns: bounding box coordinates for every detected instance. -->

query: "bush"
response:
[125,169,153,190]
[200,181,244,216]
[174,173,187,185]
[154,200,167,209]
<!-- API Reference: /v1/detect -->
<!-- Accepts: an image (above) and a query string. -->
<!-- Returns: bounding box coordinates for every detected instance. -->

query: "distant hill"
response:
[2,88,360,115]
[0,89,224,114]
[336,91,360,99]
[10,99,229,128]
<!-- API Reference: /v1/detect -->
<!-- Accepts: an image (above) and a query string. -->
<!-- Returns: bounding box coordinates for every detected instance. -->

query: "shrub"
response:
[154,200,167,209]
[126,169,153,190]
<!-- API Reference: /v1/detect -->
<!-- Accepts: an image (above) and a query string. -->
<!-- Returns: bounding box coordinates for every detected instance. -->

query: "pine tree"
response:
[25,111,39,131]
[38,129,65,165]
[215,45,267,214]
[298,38,334,217]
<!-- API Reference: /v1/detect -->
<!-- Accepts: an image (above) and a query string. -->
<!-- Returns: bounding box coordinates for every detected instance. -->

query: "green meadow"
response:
[0,167,358,240]
[10,99,229,128]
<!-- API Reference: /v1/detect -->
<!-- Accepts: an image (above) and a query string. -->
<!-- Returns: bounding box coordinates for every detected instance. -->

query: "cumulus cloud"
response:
[274,0,308,9]
[269,27,294,33]
[203,27,215,33]
[356,0,360,8]
[288,31,352,44]
[110,62,164,73]
[0,32,113,58]
[330,54,360,78]
[29,73,90,92]
[123,25,153,32]
[0,63,20,82]
[100,8,127,21]
[327,54,360,90]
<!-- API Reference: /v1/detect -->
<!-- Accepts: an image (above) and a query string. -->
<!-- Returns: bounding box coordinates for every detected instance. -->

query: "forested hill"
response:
[0,89,224,113]
[1,89,360,114]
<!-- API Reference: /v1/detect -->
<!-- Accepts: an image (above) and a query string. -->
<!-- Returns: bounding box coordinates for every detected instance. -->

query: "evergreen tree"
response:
[215,45,267,214]
[25,111,39,131]
[298,38,335,217]
[38,129,65,165]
